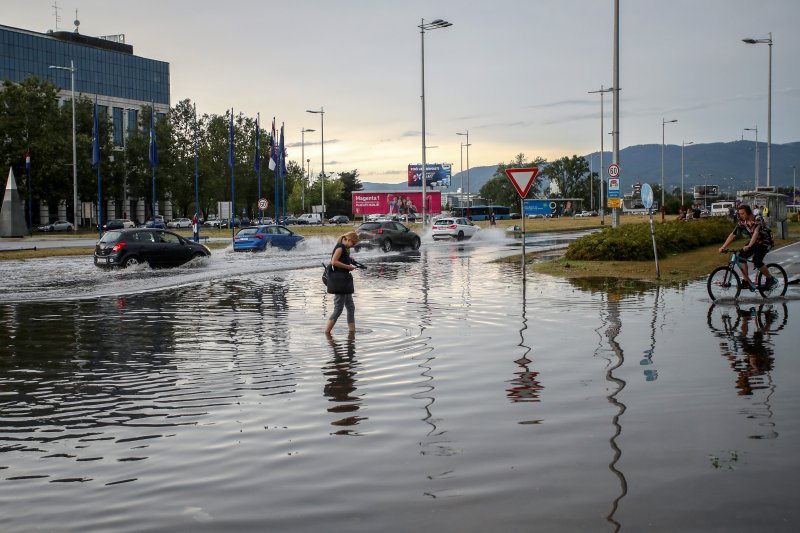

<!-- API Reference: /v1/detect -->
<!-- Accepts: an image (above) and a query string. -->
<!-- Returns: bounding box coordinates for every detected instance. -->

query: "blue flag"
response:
[228,110,235,169]
[92,97,100,168]
[254,115,261,173]
[148,106,158,167]
[279,123,286,177]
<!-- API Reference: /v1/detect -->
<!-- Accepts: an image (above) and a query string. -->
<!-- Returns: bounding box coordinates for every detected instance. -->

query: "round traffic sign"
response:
[607,163,620,178]
[641,183,654,210]
[258,198,269,210]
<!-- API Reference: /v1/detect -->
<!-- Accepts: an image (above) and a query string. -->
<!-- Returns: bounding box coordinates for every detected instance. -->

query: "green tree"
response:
[543,155,590,200]
[0,76,71,209]
[480,153,547,206]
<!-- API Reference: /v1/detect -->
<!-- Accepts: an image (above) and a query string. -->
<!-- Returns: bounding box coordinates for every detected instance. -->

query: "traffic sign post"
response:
[504,168,540,272]
[258,198,269,220]
[607,163,621,229]
[641,183,660,278]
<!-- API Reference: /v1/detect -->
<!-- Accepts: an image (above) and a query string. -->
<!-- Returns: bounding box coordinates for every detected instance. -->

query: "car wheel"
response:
[457,231,464,241]
[123,256,140,268]
[381,239,393,253]
[411,237,421,250]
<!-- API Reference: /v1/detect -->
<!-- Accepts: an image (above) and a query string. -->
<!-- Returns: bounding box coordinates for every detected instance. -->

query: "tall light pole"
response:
[589,85,614,225]
[300,127,315,213]
[742,33,772,187]
[49,60,78,230]
[661,118,677,220]
[456,131,470,218]
[306,108,325,220]
[459,142,464,212]
[420,18,452,226]
[611,0,621,228]
[744,126,759,188]
[681,140,693,207]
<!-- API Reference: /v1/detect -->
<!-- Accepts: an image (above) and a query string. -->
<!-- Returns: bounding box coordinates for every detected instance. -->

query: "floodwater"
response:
[1,228,798,532]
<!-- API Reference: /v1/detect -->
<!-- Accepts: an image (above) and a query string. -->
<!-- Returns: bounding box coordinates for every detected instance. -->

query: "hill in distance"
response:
[361,141,800,195]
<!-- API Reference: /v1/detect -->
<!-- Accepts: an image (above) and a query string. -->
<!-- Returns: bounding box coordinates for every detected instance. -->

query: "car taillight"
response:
[111,242,126,253]
[256,235,263,239]
[375,229,384,234]
[448,224,457,229]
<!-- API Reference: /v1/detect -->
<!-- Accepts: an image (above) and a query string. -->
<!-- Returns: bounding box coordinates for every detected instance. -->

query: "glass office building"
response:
[1,23,171,224]
[0,23,169,107]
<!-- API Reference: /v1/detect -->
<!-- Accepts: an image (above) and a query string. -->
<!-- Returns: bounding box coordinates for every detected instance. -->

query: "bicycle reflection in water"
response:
[707,302,788,439]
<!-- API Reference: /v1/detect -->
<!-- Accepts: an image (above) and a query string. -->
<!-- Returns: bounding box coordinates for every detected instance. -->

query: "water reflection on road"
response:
[1,230,799,532]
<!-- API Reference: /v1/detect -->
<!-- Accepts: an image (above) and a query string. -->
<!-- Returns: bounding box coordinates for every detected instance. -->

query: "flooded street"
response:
[1,229,799,532]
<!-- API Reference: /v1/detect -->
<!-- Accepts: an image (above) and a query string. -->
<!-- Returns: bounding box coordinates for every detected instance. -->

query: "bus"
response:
[452,205,511,221]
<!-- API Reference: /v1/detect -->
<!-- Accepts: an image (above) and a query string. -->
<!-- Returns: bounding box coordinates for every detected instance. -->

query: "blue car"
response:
[233,225,304,252]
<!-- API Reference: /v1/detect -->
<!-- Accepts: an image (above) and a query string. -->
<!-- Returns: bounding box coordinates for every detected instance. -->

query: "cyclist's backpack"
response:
[755,215,774,246]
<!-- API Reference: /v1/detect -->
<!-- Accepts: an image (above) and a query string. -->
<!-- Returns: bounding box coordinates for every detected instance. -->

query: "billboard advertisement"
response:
[407,163,451,187]
[352,191,442,216]
[523,199,554,216]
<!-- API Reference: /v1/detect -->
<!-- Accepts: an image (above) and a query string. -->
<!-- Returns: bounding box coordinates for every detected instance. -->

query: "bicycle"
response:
[707,248,788,300]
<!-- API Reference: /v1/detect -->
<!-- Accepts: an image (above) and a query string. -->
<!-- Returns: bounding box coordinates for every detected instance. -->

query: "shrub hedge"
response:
[565,217,734,261]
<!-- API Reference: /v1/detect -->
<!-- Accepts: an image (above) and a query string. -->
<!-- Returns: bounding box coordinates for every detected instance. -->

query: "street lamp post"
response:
[681,140,693,207]
[589,85,614,225]
[742,33,772,187]
[459,142,464,212]
[419,18,452,226]
[661,118,677,220]
[49,60,78,230]
[744,126,759,188]
[457,131,470,218]
[305,108,325,221]
[300,127,315,213]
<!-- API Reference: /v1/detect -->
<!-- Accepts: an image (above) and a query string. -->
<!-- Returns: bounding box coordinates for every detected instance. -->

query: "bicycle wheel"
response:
[756,302,788,332]
[707,266,741,300]
[756,263,788,298]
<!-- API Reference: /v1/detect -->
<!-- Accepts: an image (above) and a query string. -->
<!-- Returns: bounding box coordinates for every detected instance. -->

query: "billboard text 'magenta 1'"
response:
[352,191,442,216]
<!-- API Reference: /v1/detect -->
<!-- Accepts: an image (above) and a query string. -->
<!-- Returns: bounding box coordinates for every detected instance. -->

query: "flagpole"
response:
[93,97,102,238]
[193,103,200,242]
[26,151,32,236]
[255,113,261,212]
[230,108,236,240]
[280,123,286,225]
[150,102,157,227]
[272,118,278,223]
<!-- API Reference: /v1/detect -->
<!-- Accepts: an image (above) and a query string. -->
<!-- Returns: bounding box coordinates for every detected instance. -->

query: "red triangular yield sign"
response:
[504,167,539,197]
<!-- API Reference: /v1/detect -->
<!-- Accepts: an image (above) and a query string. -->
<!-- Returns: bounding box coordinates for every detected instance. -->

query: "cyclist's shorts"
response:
[739,243,770,268]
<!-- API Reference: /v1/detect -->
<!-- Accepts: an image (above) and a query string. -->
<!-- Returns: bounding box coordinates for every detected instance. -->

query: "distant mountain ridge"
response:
[361,141,800,195]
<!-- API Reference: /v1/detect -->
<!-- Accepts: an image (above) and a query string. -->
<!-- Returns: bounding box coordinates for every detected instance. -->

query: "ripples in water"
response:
[2,236,799,532]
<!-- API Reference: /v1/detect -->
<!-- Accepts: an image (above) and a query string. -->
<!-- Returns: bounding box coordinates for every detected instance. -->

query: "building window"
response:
[113,107,124,146]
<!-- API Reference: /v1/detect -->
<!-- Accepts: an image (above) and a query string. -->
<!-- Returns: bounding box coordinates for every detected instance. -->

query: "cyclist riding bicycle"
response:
[718,203,777,291]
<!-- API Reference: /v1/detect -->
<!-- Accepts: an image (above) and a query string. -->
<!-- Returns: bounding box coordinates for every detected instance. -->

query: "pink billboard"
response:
[352,191,441,216]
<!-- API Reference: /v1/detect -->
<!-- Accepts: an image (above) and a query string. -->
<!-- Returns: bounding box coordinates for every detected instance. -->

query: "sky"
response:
[4,0,799,184]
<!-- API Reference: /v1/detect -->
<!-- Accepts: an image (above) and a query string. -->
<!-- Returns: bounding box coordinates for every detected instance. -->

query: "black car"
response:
[328,215,350,224]
[355,221,421,253]
[94,228,211,268]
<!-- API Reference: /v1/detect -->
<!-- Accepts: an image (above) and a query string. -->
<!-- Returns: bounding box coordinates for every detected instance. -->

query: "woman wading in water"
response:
[324,231,363,334]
